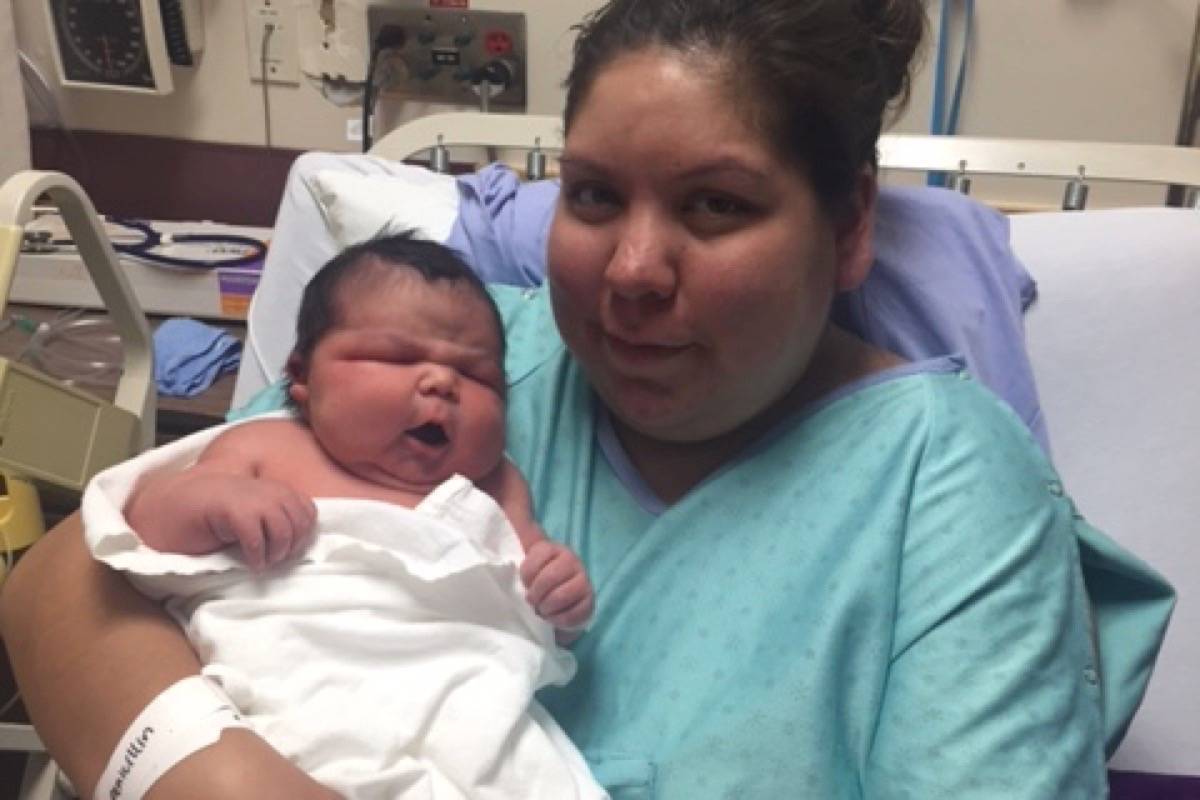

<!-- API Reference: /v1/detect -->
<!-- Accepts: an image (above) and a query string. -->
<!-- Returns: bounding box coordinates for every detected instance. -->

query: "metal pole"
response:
[1168,7,1200,206]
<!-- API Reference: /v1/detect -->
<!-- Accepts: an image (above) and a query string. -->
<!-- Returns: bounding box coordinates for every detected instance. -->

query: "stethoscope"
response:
[24,217,268,270]
[104,218,268,269]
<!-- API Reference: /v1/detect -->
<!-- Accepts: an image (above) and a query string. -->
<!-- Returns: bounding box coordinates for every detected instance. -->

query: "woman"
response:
[1,1,1169,797]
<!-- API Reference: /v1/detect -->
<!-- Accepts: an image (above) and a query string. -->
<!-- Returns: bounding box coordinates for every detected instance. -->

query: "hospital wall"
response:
[1,1,30,180]
[9,0,1200,211]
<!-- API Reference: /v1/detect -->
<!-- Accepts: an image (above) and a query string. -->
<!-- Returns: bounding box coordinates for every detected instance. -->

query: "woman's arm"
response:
[864,382,1107,797]
[0,512,337,799]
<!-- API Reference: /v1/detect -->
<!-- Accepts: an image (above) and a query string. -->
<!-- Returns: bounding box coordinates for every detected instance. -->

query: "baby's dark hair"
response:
[291,232,505,370]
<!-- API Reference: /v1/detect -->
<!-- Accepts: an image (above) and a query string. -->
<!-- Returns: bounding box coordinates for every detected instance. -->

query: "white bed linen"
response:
[83,421,608,799]
[1014,207,1200,776]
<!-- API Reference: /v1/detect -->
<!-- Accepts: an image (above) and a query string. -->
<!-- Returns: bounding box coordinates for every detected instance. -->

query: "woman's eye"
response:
[687,192,752,217]
[565,182,621,220]
[683,192,758,235]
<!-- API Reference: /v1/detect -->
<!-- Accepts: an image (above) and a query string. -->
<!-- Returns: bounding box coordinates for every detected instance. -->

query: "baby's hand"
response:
[187,473,316,572]
[520,539,594,635]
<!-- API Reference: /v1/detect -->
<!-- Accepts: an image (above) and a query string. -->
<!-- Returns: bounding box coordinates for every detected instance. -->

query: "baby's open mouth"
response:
[406,422,449,447]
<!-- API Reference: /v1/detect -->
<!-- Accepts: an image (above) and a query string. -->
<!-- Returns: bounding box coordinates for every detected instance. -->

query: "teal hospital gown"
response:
[232,285,1173,798]
[493,287,1172,800]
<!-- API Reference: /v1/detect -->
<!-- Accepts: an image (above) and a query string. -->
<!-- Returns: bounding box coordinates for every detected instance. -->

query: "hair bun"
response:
[859,0,927,109]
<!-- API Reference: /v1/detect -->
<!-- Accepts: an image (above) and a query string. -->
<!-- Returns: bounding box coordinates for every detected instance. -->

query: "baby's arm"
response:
[480,459,594,635]
[124,424,317,571]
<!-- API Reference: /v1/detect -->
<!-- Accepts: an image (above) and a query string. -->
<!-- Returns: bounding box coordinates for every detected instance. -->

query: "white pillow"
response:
[307,164,460,248]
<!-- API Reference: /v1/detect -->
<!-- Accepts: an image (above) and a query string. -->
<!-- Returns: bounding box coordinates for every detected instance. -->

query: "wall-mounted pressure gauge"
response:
[44,0,204,95]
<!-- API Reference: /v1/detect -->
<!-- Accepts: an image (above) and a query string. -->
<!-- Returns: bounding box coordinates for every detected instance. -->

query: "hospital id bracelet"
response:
[93,674,250,800]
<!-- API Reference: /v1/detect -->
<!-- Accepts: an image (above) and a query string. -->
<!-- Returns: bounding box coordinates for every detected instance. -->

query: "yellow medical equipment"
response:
[0,171,155,501]
[0,473,44,578]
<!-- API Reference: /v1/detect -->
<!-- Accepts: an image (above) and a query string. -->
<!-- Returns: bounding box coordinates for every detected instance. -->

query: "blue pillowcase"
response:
[833,186,1046,451]
[447,164,558,289]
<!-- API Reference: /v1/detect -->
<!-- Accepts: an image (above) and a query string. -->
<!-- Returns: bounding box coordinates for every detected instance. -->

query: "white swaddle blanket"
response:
[83,422,607,800]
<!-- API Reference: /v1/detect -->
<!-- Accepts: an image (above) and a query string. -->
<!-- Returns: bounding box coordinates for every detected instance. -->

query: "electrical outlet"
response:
[246,1,300,84]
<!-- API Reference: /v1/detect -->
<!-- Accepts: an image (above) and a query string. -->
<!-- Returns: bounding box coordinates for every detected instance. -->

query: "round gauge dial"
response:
[50,0,155,88]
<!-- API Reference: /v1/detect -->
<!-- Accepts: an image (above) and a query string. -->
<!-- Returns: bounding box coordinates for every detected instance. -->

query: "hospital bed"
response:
[4,113,1200,798]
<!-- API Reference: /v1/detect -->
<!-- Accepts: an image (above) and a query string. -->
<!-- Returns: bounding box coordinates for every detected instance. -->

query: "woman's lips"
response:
[602,332,692,369]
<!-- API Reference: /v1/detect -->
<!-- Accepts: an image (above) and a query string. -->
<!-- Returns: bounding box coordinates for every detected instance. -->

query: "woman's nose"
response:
[604,209,678,302]
[417,365,458,399]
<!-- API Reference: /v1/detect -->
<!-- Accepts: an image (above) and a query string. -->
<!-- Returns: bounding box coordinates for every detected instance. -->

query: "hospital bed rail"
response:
[369,111,1200,206]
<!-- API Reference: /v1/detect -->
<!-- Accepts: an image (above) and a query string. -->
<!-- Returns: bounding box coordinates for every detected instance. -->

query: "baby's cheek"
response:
[480,402,508,460]
[456,391,503,458]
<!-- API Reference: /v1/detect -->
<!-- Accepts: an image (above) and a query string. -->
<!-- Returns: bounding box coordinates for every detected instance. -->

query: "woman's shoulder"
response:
[840,361,1041,441]
[867,369,1069,562]
[912,368,1050,465]
[797,362,1050,483]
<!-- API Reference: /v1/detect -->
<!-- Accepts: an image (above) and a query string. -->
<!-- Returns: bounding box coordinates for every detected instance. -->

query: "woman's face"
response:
[548,49,875,444]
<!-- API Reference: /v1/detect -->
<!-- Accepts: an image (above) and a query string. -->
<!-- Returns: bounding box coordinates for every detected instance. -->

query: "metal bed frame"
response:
[370,112,1200,209]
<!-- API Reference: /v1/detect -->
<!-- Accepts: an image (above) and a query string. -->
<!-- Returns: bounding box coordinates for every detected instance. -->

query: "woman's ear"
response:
[285,351,309,407]
[833,170,878,292]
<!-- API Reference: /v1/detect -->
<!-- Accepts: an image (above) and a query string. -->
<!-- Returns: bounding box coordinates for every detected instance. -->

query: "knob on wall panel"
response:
[364,5,526,109]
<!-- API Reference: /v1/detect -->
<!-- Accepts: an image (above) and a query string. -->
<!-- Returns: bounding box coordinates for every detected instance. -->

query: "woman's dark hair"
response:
[563,0,926,217]
[291,231,505,369]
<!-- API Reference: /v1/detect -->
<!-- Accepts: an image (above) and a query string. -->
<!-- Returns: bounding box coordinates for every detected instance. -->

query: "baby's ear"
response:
[285,351,309,406]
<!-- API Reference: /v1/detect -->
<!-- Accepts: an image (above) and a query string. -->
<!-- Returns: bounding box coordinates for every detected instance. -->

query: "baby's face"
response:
[289,276,506,491]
